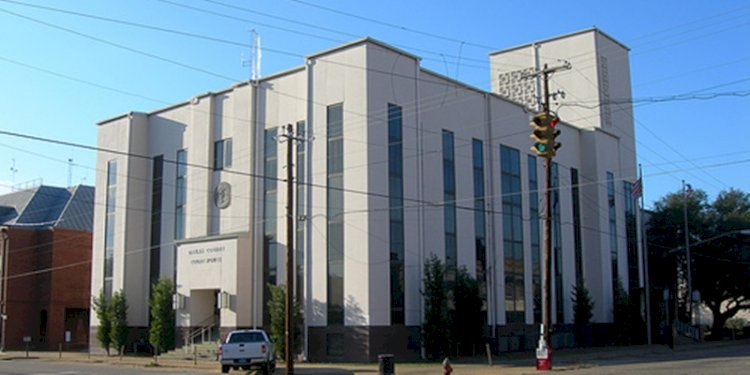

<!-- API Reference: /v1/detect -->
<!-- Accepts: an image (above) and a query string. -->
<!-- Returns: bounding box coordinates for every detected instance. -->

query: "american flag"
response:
[631,178,642,199]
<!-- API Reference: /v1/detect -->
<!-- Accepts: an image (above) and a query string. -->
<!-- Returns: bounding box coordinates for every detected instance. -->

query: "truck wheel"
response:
[221,364,230,373]
[261,363,270,375]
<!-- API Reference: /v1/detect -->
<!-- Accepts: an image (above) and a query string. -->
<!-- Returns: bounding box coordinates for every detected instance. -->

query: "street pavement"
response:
[0,340,747,374]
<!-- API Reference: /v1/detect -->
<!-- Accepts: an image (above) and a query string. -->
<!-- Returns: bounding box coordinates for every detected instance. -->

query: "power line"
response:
[287,0,498,51]
[0,7,239,82]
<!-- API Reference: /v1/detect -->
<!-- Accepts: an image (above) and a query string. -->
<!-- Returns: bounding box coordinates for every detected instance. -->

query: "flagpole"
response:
[639,165,652,345]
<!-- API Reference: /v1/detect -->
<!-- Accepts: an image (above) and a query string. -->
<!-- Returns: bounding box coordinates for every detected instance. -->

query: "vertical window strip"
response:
[528,155,541,323]
[296,121,306,306]
[607,172,618,292]
[264,129,278,287]
[623,181,639,293]
[501,146,524,323]
[389,104,405,325]
[552,162,563,323]
[149,155,164,288]
[442,130,456,285]
[104,160,117,298]
[571,168,583,286]
[472,139,487,310]
[174,150,187,240]
[327,104,344,325]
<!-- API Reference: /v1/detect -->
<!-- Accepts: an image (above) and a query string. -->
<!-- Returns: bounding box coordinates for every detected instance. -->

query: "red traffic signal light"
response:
[529,113,561,158]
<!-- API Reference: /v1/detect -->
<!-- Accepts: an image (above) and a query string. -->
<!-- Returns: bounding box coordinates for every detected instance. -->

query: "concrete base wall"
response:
[308,325,421,362]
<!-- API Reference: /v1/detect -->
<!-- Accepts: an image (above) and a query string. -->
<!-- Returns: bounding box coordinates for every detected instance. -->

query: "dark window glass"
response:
[607,172,618,294]
[388,104,405,325]
[174,149,187,240]
[552,163,563,323]
[443,130,456,284]
[327,103,345,325]
[528,155,541,323]
[103,160,117,298]
[501,146,524,322]
[572,168,583,286]
[624,181,639,293]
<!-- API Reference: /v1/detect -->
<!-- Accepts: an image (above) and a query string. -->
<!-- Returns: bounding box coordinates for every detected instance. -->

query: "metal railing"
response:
[184,315,219,351]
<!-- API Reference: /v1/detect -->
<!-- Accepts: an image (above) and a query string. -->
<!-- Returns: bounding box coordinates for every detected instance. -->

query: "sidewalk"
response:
[0,340,745,374]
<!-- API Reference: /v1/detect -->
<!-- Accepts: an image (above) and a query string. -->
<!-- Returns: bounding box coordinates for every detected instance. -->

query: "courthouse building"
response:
[90,28,642,361]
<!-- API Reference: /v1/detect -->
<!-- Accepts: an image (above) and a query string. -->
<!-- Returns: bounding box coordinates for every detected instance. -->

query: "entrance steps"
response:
[159,342,220,360]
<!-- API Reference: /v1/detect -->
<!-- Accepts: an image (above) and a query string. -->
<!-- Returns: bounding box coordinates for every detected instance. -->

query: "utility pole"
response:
[279,124,305,375]
[525,61,570,371]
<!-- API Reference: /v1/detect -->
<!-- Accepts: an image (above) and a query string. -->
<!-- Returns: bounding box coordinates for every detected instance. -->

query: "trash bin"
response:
[378,354,395,375]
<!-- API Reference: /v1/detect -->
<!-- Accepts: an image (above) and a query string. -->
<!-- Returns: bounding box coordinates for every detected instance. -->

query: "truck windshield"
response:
[227,332,265,343]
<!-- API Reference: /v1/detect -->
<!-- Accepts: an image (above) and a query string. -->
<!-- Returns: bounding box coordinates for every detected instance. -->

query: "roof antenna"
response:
[68,158,74,187]
[10,158,18,192]
[242,29,262,81]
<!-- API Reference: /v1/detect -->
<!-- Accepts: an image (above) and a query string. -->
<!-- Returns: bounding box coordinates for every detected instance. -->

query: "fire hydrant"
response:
[442,357,453,375]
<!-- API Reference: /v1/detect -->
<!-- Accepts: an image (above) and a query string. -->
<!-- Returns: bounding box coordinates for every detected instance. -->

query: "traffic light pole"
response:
[527,62,570,371]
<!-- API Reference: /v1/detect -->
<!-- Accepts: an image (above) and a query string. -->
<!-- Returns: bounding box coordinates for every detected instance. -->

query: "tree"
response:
[267,284,302,358]
[572,280,594,325]
[648,187,750,339]
[572,280,595,347]
[148,278,175,355]
[110,290,129,355]
[422,254,449,359]
[92,290,112,356]
[613,278,642,344]
[451,266,483,355]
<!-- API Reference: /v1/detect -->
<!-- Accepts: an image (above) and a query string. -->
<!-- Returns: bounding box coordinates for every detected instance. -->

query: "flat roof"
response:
[489,27,630,56]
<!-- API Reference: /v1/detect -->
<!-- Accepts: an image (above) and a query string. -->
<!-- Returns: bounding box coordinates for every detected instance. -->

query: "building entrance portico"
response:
[175,233,257,345]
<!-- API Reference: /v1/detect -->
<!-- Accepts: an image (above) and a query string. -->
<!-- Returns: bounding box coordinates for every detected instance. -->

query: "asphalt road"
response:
[0,340,747,374]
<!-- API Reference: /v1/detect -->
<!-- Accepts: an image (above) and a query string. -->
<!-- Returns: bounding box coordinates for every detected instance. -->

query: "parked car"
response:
[218,329,276,374]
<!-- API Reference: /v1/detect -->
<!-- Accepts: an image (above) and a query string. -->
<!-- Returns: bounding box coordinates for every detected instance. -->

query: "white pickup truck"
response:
[218,329,276,374]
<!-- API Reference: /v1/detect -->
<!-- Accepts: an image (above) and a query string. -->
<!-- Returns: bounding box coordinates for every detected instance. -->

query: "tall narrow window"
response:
[473,139,486,309]
[624,181,638,293]
[327,103,344,325]
[104,160,117,298]
[607,172,618,293]
[150,155,164,288]
[571,168,583,286]
[214,138,233,170]
[295,121,306,306]
[263,129,278,287]
[552,162,563,323]
[174,150,187,240]
[528,155,541,323]
[442,130,456,285]
[388,104,405,325]
[501,146,524,323]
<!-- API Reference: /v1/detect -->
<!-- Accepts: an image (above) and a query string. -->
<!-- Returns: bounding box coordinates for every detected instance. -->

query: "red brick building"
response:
[0,185,93,351]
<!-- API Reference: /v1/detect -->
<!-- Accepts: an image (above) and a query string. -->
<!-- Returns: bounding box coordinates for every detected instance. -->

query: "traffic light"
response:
[529,113,561,158]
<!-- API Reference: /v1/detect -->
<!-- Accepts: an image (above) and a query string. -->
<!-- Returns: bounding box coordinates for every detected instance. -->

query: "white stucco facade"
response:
[90,28,642,361]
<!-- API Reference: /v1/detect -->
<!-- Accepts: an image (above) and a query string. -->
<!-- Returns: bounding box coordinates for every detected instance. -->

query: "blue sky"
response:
[0,0,748,208]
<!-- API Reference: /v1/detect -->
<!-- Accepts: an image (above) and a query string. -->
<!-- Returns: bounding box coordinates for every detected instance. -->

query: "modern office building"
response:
[0,184,94,351]
[90,28,642,361]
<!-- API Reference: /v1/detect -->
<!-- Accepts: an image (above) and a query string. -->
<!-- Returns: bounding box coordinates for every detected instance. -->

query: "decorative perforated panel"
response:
[496,67,539,110]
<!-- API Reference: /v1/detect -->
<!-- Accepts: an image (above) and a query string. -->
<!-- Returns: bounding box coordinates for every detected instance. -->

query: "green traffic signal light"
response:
[529,113,561,158]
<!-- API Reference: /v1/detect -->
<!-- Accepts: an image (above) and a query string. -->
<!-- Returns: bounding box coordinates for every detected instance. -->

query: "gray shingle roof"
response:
[0,184,94,231]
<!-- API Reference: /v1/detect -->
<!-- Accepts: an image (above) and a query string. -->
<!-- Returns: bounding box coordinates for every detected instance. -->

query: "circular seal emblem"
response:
[215,182,231,209]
